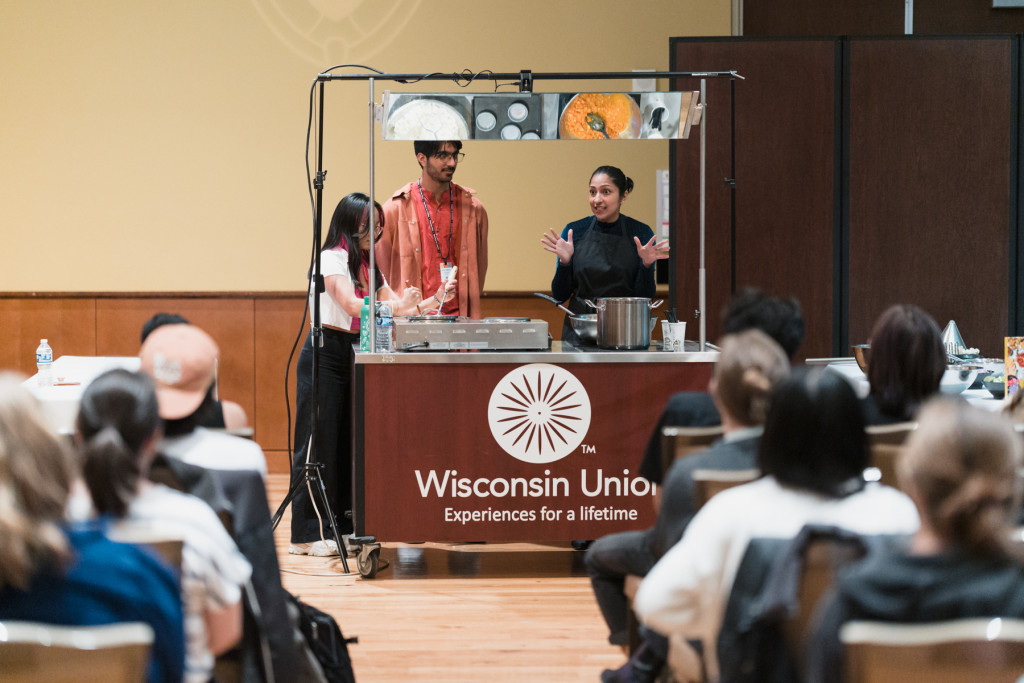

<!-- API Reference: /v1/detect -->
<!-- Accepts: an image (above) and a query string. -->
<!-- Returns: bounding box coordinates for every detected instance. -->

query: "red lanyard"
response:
[417,179,454,264]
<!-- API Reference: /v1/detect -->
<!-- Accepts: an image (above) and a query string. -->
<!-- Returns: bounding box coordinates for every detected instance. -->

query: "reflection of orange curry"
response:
[562,94,635,139]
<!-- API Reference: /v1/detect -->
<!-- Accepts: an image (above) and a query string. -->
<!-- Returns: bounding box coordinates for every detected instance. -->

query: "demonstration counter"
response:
[353,343,717,544]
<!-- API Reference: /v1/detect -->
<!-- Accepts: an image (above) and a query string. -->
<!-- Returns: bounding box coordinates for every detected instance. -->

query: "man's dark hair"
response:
[721,288,804,359]
[414,140,463,161]
[161,384,218,438]
[759,366,868,498]
[140,313,189,344]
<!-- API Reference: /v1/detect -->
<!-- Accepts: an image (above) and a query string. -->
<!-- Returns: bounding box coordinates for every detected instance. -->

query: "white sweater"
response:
[633,476,919,680]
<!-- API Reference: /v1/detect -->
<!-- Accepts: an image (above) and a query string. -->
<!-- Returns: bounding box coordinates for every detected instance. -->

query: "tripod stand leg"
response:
[307,464,351,574]
[271,462,352,574]
[271,468,308,530]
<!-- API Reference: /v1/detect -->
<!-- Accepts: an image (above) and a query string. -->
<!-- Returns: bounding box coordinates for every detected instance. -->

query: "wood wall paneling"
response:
[743,0,904,37]
[671,39,839,359]
[0,298,97,376]
[1,293,628,475]
[254,297,306,471]
[95,298,258,429]
[846,37,1015,354]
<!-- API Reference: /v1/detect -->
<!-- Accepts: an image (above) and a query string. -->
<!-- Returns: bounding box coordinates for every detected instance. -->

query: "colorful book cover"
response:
[1005,337,1024,396]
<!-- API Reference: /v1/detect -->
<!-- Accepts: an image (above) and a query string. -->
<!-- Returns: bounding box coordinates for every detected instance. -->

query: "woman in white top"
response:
[289,192,454,557]
[77,369,253,683]
[633,367,919,682]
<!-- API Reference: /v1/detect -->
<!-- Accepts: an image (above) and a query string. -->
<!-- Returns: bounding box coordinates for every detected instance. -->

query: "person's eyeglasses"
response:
[358,225,384,242]
[433,151,465,162]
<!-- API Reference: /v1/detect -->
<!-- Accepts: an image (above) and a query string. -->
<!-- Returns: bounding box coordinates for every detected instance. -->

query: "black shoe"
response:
[571,539,593,551]
[600,644,662,683]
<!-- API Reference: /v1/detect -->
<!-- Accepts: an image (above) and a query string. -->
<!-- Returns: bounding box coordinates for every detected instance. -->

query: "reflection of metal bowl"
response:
[559,93,642,140]
[570,314,598,343]
[569,314,658,344]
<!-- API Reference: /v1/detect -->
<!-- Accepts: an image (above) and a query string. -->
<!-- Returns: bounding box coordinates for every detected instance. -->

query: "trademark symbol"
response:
[582,444,596,454]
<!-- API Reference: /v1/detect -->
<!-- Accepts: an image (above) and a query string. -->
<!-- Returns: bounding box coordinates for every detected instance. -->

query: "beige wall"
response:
[1,1,730,292]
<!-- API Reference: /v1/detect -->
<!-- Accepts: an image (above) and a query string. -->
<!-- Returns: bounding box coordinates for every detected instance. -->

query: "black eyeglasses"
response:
[433,151,465,162]
[358,224,384,241]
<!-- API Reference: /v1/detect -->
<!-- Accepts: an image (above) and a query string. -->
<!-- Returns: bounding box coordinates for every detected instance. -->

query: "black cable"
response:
[285,77,323,483]
[285,63,505,478]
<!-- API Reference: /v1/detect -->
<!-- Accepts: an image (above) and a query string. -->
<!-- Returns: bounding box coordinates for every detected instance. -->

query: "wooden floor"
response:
[269,473,625,682]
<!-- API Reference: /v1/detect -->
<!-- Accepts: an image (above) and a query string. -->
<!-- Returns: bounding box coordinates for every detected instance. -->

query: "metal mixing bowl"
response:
[570,314,658,345]
[851,344,871,374]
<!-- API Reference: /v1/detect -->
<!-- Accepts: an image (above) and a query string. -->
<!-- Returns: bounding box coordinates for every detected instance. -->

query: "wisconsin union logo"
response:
[487,364,591,463]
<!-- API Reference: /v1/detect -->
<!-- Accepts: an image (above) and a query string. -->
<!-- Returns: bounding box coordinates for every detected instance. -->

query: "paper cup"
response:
[661,321,687,352]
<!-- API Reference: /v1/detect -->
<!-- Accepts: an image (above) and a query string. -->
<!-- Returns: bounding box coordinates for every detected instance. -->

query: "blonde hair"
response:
[0,373,77,589]
[714,329,791,426]
[899,397,1024,559]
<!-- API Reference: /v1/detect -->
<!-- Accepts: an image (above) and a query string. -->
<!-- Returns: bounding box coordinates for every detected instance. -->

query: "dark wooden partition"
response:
[742,0,1024,36]
[846,36,1017,352]
[670,35,1021,358]
[670,38,840,359]
[744,0,904,37]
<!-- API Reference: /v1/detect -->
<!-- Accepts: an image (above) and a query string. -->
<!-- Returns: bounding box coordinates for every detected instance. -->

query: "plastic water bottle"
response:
[35,339,53,387]
[359,297,371,352]
[375,301,394,353]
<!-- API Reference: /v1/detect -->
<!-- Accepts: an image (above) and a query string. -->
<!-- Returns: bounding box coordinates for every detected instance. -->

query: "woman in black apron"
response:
[542,165,670,345]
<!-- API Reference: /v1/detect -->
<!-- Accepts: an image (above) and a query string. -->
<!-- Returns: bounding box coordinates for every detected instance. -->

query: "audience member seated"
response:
[638,288,805,486]
[633,367,920,682]
[807,398,1024,682]
[590,330,790,680]
[75,368,252,683]
[139,323,267,476]
[0,373,185,683]
[141,313,249,431]
[861,303,945,425]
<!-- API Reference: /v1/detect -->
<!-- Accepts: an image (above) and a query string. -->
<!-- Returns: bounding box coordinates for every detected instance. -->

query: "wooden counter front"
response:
[353,348,715,543]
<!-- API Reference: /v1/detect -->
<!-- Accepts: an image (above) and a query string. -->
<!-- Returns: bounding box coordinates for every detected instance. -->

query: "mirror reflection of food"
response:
[560,93,639,140]
[387,99,469,140]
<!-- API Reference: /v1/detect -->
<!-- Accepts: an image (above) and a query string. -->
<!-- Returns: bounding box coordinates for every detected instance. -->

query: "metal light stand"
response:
[312,69,739,352]
[290,67,740,577]
[699,78,707,351]
[271,79,351,574]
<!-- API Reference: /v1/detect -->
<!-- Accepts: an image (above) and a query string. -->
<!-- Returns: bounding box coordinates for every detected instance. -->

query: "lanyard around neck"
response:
[417,179,454,264]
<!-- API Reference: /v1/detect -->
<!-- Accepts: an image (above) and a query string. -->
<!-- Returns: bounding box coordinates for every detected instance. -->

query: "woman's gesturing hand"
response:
[541,228,574,265]
[634,235,670,268]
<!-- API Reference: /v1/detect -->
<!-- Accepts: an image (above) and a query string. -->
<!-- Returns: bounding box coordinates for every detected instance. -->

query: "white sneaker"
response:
[289,539,339,556]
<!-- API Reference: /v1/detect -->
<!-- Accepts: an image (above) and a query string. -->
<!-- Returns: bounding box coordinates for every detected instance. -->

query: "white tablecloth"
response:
[825,360,1005,412]
[23,356,141,433]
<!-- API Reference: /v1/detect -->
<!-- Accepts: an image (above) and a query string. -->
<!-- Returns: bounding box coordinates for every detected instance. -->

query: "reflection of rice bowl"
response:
[387,100,469,140]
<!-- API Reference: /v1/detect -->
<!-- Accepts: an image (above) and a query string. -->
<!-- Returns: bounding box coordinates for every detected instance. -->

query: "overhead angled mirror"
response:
[380,91,701,141]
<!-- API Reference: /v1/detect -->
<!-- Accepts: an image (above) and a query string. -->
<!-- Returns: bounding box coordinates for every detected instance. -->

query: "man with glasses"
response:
[377,140,489,318]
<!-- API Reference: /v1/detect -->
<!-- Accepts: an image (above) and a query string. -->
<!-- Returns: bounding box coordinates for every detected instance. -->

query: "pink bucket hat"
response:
[138,324,218,420]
